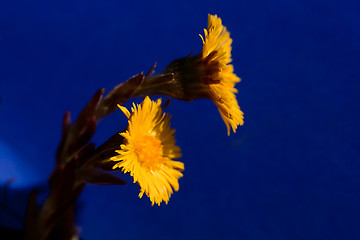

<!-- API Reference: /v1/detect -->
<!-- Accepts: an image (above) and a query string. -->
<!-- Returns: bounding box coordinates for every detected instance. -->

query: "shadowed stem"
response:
[24,63,176,240]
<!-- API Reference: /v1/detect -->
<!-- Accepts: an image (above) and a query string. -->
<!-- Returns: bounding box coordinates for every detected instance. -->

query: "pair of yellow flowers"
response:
[108,14,244,206]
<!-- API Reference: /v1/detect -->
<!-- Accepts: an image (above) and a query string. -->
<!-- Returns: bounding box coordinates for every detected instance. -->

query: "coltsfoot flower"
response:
[141,14,244,135]
[110,96,184,206]
[199,14,244,135]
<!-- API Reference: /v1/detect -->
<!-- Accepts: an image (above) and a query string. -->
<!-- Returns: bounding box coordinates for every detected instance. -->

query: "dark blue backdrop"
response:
[1,0,359,239]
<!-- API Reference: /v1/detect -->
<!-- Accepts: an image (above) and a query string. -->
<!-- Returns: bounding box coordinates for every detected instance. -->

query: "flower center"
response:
[135,135,166,169]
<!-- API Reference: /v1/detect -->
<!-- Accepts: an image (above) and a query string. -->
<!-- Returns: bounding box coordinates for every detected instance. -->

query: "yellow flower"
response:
[110,96,184,206]
[199,14,244,135]
[141,14,243,135]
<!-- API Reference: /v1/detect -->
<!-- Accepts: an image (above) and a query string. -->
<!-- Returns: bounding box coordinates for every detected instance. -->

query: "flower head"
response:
[199,14,244,135]
[143,14,244,135]
[110,96,184,206]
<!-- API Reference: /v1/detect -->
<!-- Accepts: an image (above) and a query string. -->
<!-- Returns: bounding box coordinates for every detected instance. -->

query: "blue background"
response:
[1,0,359,239]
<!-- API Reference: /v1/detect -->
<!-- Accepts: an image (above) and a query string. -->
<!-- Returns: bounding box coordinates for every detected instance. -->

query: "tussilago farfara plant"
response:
[24,14,244,240]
